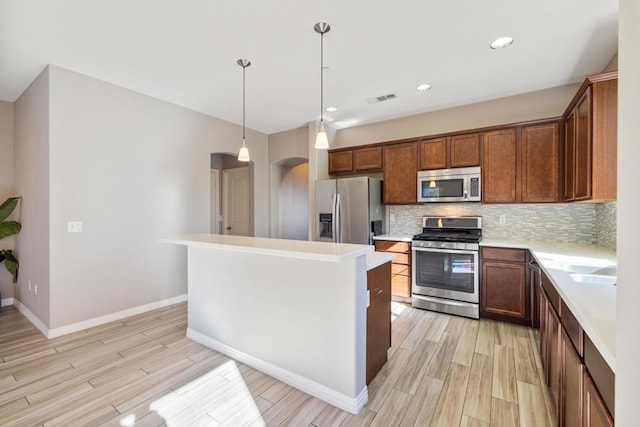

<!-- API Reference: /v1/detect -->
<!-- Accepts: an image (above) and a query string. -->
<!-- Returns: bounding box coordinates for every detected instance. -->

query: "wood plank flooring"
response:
[0,302,554,426]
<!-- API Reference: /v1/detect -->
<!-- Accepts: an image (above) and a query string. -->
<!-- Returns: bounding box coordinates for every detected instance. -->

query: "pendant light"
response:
[314,22,330,149]
[237,59,251,162]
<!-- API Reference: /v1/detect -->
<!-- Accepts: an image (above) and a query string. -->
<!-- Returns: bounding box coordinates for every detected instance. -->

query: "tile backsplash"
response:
[390,202,617,248]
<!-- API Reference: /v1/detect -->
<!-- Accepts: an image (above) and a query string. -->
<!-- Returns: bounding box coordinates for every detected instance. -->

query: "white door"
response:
[223,167,250,236]
[210,169,220,233]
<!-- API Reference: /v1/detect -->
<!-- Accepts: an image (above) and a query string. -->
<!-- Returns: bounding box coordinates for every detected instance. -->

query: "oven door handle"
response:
[412,246,479,255]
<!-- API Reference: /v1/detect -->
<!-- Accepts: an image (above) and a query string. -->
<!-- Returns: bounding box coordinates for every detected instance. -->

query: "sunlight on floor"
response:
[117,360,266,426]
[391,301,408,322]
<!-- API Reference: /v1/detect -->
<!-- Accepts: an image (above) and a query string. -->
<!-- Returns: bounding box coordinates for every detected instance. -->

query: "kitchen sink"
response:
[543,260,605,274]
[568,273,617,286]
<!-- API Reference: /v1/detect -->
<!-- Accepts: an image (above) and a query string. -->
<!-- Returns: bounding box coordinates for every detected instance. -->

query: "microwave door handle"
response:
[463,179,469,200]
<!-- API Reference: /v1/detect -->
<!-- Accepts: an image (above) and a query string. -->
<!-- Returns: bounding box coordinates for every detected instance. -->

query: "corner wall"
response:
[45,65,269,329]
[616,0,640,422]
[0,101,15,303]
[13,67,51,323]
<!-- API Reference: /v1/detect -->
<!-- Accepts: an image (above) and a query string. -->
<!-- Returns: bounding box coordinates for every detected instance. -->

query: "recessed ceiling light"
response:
[326,106,338,113]
[416,83,432,92]
[490,36,514,50]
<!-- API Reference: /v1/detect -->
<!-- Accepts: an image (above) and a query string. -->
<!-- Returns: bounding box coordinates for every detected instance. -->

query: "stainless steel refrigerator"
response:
[315,176,384,245]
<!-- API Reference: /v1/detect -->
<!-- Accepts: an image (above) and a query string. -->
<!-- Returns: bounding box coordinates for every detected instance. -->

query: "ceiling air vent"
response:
[366,93,398,104]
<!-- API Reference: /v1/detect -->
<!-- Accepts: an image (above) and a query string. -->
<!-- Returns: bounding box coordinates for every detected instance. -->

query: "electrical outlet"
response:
[28,280,31,292]
[499,215,507,224]
[34,284,38,296]
[390,213,396,222]
[68,221,83,233]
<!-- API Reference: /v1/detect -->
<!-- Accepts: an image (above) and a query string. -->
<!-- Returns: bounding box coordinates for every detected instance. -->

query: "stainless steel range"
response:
[412,216,482,319]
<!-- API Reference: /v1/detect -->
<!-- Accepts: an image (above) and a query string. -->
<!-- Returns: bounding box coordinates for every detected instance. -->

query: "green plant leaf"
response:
[0,221,21,240]
[0,197,20,222]
[0,249,18,282]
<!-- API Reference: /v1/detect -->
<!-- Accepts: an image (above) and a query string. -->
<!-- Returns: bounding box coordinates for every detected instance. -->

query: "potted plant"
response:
[0,197,21,305]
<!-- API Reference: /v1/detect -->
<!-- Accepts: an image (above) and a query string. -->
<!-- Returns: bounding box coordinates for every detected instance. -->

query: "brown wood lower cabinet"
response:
[547,299,562,418]
[374,240,412,303]
[537,266,615,427]
[583,370,614,427]
[480,247,529,323]
[562,328,584,426]
[366,261,391,385]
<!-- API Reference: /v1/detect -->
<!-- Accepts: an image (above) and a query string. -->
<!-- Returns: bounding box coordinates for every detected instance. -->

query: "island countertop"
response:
[162,233,373,263]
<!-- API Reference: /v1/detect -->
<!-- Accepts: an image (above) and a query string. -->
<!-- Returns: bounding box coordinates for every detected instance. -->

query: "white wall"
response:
[0,101,15,303]
[13,67,51,323]
[38,65,269,328]
[332,84,580,147]
[615,0,639,423]
[271,163,309,240]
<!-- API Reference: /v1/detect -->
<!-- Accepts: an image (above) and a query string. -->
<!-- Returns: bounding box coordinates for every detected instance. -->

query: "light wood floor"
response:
[0,302,554,426]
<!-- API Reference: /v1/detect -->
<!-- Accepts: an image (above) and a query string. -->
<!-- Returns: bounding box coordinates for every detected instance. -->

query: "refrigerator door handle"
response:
[336,193,341,243]
[332,193,337,243]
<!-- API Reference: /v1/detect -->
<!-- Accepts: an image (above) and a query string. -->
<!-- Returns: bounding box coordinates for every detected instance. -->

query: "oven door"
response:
[412,247,479,303]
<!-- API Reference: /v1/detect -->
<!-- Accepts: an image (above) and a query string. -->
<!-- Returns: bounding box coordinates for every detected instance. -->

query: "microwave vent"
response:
[366,93,398,104]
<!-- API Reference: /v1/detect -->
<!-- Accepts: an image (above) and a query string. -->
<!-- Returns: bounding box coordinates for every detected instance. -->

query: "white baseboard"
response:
[47,294,188,338]
[13,294,187,339]
[14,299,49,337]
[1,297,14,307]
[187,328,368,414]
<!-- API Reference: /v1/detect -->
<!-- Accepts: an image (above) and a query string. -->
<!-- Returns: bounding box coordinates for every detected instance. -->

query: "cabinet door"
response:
[328,150,353,174]
[521,122,560,202]
[366,262,391,384]
[419,137,447,170]
[482,128,518,203]
[353,146,383,171]
[481,261,528,320]
[548,303,562,419]
[562,328,584,427]
[574,88,592,200]
[564,111,577,201]
[449,133,481,168]
[539,286,548,369]
[583,370,614,427]
[383,142,418,204]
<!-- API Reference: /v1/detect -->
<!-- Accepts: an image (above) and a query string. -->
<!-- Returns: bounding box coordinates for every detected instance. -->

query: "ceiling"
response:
[0,0,618,135]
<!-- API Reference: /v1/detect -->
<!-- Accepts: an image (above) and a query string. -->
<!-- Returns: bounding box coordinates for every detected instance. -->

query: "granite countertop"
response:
[481,238,616,372]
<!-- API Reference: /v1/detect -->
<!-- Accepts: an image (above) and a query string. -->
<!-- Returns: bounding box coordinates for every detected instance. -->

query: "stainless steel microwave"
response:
[417,166,481,203]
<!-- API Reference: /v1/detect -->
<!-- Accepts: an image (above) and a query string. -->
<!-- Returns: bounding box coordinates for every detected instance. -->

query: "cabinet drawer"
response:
[561,299,584,357]
[375,241,411,253]
[392,253,411,266]
[481,247,527,263]
[542,272,561,315]
[391,264,410,276]
[391,275,411,298]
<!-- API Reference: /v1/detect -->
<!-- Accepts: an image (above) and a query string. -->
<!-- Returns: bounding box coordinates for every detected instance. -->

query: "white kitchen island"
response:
[163,234,384,414]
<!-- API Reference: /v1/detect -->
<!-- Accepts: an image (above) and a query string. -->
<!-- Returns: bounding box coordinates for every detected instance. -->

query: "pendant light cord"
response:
[320,32,324,123]
[242,64,246,140]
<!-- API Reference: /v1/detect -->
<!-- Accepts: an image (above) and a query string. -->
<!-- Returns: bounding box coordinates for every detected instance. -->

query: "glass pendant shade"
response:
[315,122,329,149]
[238,139,250,162]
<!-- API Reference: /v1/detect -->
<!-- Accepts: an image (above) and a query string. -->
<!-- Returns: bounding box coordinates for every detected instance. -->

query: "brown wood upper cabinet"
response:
[328,145,382,175]
[383,141,418,204]
[482,121,561,203]
[564,71,618,202]
[419,133,480,170]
